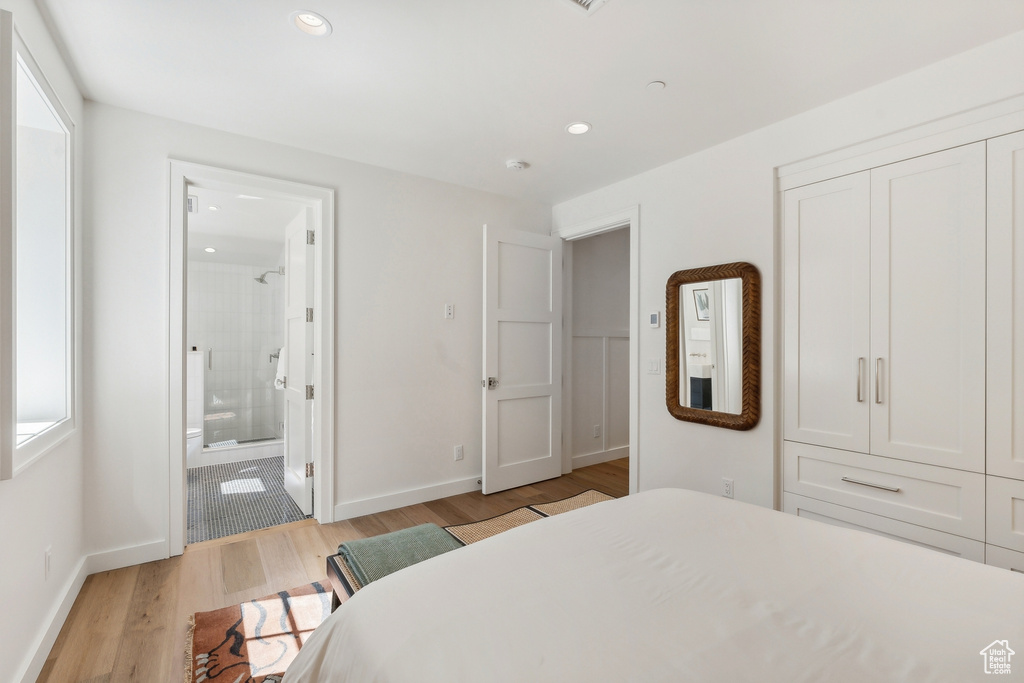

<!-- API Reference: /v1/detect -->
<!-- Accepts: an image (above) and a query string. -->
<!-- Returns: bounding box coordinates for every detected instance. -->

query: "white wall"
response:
[81,102,551,556]
[0,2,86,682]
[570,228,629,464]
[553,31,1024,509]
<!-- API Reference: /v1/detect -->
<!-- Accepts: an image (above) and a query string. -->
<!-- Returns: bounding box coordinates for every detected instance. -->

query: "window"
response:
[1,12,75,478]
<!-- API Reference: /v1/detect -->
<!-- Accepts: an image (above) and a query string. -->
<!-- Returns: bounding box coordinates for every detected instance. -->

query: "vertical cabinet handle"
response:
[875,358,883,404]
[857,358,865,402]
[208,348,213,370]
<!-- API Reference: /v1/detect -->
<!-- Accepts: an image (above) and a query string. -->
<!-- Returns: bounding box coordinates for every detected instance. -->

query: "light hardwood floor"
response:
[37,458,628,683]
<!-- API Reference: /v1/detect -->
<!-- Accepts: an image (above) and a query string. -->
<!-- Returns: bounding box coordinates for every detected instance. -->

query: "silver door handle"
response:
[482,377,499,390]
[841,476,900,493]
[857,358,865,402]
[875,358,883,404]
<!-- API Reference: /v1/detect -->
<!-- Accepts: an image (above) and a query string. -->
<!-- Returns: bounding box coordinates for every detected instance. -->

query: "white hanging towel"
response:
[274,347,287,390]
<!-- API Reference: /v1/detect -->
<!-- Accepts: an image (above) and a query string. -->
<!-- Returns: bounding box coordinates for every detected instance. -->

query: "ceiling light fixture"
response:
[208,205,220,211]
[506,160,530,171]
[290,10,332,36]
[566,121,591,135]
[646,80,666,91]
[205,247,216,253]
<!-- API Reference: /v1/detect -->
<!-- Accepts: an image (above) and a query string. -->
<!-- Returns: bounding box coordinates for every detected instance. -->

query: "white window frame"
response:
[0,11,76,479]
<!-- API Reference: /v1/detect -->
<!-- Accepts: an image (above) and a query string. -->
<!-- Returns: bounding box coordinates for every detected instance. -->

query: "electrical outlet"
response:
[444,303,455,319]
[592,424,601,438]
[722,478,734,499]
[454,444,464,461]
[44,546,52,580]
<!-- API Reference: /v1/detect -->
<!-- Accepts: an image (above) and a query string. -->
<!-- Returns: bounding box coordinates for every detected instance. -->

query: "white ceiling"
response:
[40,0,1024,204]
[187,187,302,266]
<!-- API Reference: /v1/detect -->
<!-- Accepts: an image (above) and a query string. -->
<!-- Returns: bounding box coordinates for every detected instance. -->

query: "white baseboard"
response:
[334,476,481,521]
[86,539,169,574]
[17,538,170,683]
[572,446,629,469]
[17,555,88,683]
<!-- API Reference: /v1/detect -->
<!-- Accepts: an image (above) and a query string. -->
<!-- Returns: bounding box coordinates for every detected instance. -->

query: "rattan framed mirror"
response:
[666,262,760,430]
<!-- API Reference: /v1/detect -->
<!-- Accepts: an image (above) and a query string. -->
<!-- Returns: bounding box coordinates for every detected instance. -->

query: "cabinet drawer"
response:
[783,493,984,562]
[986,544,1024,574]
[783,441,984,540]
[986,475,1024,553]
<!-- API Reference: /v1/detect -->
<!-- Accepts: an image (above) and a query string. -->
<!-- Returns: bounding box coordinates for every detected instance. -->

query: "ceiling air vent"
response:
[565,0,609,15]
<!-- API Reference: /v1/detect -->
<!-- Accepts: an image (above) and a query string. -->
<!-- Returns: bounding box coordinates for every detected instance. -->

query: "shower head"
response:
[254,266,284,285]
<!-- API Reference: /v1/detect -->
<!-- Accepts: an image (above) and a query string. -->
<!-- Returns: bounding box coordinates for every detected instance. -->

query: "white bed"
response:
[285,488,1024,682]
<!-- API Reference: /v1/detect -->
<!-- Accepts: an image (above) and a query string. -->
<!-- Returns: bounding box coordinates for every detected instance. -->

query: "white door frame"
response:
[167,160,335,555]
[555,205,640,494]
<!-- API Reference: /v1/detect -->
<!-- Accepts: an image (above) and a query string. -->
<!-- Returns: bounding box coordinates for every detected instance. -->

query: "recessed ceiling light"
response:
[205,247,216,253]
[646,80,666,91]
[566,121,591,135]
[506,160,530,171]
[208,205,220,211]
[290,10,332,36]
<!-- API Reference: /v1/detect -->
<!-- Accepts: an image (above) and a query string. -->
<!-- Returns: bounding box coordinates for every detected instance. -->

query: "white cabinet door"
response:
[988,130,1024,481]
[783,173,870,452]
[869,143,986,472]
[986,475,1024,554]
[986,544,1024,573]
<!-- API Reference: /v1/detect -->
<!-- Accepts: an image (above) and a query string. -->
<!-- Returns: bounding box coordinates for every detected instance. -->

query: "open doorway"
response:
[556,206,639,494]
[565,228,630,469]
[168,161,335,555]
[184,187,306,543]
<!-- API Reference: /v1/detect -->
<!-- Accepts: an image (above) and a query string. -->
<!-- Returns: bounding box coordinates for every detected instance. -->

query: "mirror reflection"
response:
[678,278,743,414]
[665,262,760,431]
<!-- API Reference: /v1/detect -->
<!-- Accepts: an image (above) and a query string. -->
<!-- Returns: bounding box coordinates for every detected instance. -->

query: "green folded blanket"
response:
[338,523,463,587]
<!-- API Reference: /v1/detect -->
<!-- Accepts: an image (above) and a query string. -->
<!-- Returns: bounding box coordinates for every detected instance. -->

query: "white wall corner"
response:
[572,446,629,470]
[85,539,168,575]
[333,477,481,521]
[16,555,89,683]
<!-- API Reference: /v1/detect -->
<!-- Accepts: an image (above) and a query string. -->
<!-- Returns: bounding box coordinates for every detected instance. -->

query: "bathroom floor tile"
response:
[187,456,307,544]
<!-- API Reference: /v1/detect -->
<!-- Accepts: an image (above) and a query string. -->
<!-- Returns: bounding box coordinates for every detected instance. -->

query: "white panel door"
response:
[482,226,562,494]
[988,130,1024,481]
[283,212,313,514]
[783,172,870,452]
[870,143,986,472]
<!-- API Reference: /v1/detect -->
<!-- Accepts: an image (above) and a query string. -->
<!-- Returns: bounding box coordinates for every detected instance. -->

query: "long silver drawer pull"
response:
[875,358,883,404]
[857,358,865,402]
[208,347,213,370]
[841,476,900,493]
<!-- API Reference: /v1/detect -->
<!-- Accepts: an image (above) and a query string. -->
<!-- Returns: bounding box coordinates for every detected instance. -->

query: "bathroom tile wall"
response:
[187,262,285,445]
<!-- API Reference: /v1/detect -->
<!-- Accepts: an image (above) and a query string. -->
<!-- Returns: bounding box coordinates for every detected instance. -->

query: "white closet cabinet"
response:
[986,129,1024,571]
[785,142,987,472]
[783,173,870,453]
[783,142,988,556]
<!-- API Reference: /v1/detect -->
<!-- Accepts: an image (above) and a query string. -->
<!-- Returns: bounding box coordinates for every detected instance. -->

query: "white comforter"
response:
[285,488,1024,682]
